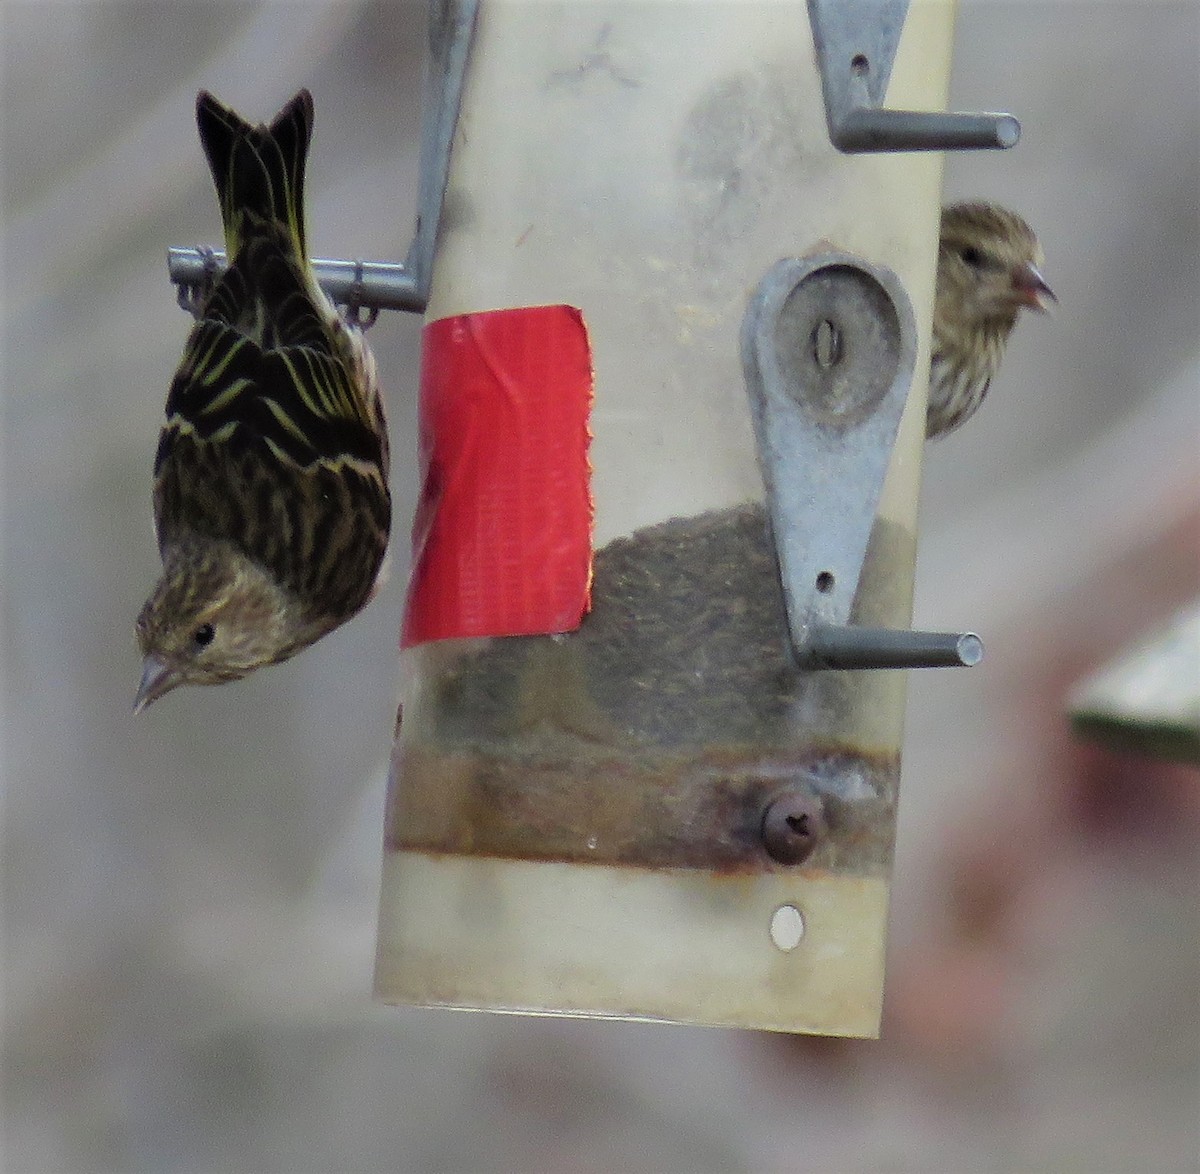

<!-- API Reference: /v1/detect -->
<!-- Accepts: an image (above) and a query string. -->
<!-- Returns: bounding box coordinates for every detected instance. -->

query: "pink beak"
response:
[134,654,180,713]
[1013,261,1056,312]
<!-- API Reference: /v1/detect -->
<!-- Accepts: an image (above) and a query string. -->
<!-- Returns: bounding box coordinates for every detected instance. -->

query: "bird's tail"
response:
[195,89,313,263]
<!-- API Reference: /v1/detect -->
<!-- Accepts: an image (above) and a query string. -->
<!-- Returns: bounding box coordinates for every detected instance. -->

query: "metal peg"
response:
[167,249,421,321]
[799,626,984,671]
[808,0,1020,153]
[741,254,985,672]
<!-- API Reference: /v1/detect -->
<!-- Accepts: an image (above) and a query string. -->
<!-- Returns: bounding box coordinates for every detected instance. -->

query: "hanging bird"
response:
[134,89,390,712]
[928,201,1055,439]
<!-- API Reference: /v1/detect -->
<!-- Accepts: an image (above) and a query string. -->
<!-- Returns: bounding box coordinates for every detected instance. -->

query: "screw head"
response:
[761,790,825,865]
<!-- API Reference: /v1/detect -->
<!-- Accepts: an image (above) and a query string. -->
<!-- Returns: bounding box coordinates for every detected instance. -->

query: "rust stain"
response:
[386,737,898,876]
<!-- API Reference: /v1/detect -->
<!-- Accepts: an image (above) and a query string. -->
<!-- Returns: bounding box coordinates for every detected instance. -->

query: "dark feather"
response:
[196,89,312,259]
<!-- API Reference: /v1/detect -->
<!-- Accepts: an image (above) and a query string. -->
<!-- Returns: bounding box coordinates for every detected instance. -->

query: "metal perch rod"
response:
[167,247,423,314]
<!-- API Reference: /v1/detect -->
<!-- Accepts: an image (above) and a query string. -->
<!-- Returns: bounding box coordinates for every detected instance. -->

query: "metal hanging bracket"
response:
[169,250,421,321]
[807,0,1020,153]
[741,254,983,671]
[168,0,479,319]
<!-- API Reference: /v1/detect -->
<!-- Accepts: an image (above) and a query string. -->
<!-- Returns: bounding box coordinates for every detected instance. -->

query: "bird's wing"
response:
[160,312,384,453]
[153,315,388,544]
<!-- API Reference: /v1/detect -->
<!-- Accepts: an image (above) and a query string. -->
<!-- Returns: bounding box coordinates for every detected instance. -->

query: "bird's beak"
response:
[134,654,180,713]
[1012,261,1056,313]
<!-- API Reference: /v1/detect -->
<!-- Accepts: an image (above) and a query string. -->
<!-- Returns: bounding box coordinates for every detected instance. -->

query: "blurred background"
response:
[3,1,1197,1170]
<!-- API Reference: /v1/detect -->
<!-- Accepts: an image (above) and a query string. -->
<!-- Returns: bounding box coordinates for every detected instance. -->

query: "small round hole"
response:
[770,904,805,952]
[850,53,869,76]
[815,571,835,594]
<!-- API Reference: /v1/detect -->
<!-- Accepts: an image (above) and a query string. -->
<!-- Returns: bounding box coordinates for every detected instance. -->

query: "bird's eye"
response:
[192,623,216,648]
[961,245,985,268]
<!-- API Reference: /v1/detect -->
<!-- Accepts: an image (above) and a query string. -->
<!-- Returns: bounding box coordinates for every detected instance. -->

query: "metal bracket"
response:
[741,254,983,671]
[807,0,1020,153]
[168,0,479,319]
[169,250,420,321]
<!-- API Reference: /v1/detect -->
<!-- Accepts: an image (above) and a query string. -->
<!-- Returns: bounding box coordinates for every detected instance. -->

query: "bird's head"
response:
[937,202,1056,331]
[134,536,301,711]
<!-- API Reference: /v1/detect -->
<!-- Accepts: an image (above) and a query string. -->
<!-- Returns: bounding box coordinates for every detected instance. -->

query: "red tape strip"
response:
[401,305,594,648]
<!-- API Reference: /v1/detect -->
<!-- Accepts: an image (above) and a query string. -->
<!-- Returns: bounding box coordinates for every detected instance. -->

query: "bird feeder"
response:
[367,0,1019,1038]
[170,0,1018,1036]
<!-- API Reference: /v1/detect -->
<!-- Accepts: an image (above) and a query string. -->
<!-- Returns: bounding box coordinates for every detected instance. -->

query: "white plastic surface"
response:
[378,0,956,1035]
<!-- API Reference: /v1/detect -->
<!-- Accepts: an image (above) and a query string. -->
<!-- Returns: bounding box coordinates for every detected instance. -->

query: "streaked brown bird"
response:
[135,90,390,712]
[928,201,1055,439]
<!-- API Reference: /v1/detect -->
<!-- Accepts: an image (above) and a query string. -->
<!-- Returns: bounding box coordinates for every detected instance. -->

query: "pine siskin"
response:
[135,90,390,712]
[928,201,1055,439]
